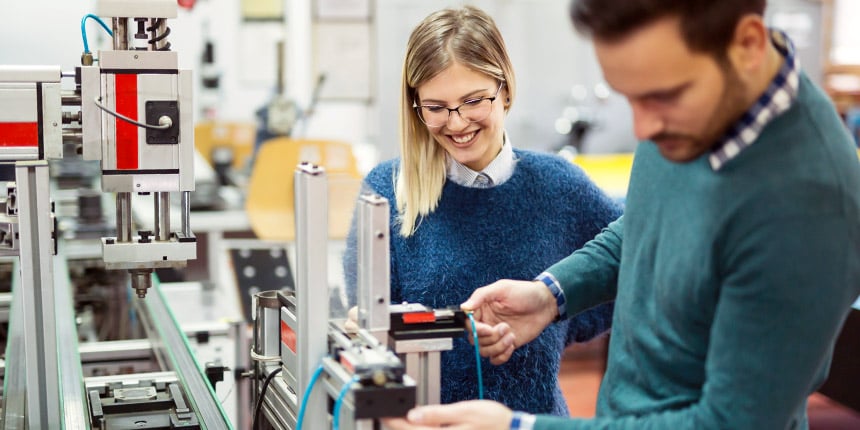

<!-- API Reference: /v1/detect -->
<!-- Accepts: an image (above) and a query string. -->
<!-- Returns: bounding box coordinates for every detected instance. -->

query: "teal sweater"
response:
[537,74,860,429]
[344,150,622,414]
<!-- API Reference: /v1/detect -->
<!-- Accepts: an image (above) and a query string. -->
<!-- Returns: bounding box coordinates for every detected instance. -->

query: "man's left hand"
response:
[383,401,513,429]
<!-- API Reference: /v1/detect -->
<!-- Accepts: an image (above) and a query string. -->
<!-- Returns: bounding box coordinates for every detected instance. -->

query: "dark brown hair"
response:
[570,0,766,59]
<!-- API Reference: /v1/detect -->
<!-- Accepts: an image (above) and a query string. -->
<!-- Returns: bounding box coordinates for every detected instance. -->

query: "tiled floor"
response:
[559,336,860,428]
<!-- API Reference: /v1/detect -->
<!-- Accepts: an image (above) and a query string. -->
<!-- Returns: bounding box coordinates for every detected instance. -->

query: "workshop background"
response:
[0,0,857,429]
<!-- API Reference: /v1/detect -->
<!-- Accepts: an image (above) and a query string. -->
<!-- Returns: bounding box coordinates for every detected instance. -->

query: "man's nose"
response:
[631,102,664,141]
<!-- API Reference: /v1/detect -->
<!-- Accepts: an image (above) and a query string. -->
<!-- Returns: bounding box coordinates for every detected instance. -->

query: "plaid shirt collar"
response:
[709,29,800,171]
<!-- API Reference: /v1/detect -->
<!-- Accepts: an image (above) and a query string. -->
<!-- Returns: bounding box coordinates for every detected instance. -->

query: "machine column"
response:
[16,161,61,428]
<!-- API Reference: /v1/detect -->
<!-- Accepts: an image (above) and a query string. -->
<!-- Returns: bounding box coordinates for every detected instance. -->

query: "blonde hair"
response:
[396,5,517,236]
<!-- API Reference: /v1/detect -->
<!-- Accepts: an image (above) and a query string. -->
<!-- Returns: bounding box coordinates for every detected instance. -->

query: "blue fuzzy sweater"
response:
[343,149,622,415]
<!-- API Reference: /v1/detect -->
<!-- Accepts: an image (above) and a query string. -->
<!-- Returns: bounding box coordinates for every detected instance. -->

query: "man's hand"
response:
[462,279,559,365]
[383,401,513,430]
[343,306,360,333]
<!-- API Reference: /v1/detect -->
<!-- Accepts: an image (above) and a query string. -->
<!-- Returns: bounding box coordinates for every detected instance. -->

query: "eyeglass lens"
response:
[419,99,493,127]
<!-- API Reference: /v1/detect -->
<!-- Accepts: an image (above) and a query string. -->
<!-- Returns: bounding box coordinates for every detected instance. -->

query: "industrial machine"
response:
[0,2,469,427]
[250,164,468,429]
[0,1,229,428]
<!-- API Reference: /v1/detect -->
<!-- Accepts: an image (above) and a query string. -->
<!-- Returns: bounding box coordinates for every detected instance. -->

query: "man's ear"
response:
[726,14,769,74]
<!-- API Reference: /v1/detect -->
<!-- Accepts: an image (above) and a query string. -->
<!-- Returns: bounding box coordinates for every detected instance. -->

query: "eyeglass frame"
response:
[412,82,505,128]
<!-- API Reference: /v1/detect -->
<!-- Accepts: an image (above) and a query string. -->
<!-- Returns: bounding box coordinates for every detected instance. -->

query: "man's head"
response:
[570,0,772,162]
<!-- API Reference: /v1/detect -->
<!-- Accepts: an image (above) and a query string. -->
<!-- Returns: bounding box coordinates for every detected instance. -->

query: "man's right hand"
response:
[461,279,559,365]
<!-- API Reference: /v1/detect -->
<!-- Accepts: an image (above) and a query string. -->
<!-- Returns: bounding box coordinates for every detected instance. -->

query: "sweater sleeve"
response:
[533,212,860,430]
[562,174,623,344]
[547,216,623,318]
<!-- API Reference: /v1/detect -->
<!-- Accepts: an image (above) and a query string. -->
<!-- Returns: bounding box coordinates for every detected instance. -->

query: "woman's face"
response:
[414,62,507,171]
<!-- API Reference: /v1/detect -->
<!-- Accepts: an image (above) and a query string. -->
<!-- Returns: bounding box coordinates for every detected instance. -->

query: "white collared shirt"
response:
[446,132,515,188]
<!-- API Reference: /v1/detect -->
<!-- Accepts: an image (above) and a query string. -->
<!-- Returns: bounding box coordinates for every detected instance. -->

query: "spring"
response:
[146,18,171,51]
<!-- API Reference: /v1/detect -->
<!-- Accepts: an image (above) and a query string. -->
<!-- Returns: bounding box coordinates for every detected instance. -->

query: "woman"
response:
[343,5,621,416]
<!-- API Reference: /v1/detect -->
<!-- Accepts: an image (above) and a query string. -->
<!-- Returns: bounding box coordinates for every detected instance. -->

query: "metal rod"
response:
[116,192,132,242]
[181,191,191,237]
[357,193,391,343]
[292,163,330,427]
[112,17,128,51]
[61,92,82,106]
[156,19,169,51]
[62,131,83,143]
[154,192,170,241]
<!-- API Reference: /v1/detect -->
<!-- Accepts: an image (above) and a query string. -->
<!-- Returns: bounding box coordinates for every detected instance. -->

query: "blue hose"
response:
[295,364,326,430]
[468,312,484,399]
[81,14,113,54]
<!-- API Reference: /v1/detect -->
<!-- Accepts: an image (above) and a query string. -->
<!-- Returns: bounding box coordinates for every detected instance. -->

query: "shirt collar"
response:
[708,29,800,171]
[446,131,516,188]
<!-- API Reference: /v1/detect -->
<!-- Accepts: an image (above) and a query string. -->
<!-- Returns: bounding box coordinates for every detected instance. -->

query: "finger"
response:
[465,321,500,346]
[381,417,439,430]
[475,322,506,347]
[474,321,500,336]
[406,403,479,427]
[461,281,504,313]
[477,332,514,360]
[489,343,515,365]
[343,318,359,333]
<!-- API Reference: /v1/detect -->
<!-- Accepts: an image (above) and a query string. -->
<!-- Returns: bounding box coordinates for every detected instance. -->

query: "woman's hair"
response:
[395,5,516,237]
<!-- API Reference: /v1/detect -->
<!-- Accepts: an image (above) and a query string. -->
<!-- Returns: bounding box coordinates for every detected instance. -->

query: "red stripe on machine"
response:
[114,74,139,169]
[281,320,297,354]
[0,122,38,147]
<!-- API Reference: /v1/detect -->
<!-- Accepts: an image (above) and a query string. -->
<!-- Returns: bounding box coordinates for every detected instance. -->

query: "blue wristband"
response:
[536,272,566,321]
[510,411,536,430]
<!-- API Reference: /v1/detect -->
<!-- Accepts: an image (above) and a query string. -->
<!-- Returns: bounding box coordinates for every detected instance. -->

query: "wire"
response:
[93,97,173,130]
[252,367,283,430]
[333,375,360,430]
[467,312,484,400]
[81,14,113,54]
[295,364,326,430]
[218,383,234,405]
[249,346,282,363]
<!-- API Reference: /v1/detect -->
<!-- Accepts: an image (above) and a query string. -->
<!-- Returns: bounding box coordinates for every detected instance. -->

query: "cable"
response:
[249,346,282,363]
[81,14,113,54]
[93,97,172,130]
[467,312,484,399]
[295,364,325,430]
[252,366,283,430]
[333,375,360,430]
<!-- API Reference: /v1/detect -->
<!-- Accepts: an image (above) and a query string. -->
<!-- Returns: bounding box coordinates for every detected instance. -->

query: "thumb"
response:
[461,284,494,312]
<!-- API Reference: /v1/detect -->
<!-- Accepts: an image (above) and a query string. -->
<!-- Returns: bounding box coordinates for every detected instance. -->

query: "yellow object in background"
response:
[194,121,257,171]
[245,138,362,242]
[572,150,860,200]
[572,153,634,200]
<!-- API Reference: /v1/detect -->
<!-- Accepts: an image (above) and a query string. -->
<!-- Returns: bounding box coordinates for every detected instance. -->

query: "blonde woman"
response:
[343,5,621,415]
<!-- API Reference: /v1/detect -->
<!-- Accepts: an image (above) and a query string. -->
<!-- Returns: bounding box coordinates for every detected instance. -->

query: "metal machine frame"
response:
[0,1,228,428]
[251,164,469,429]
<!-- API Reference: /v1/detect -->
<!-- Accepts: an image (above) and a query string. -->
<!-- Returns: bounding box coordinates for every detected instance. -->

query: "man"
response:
[385,0,860,429]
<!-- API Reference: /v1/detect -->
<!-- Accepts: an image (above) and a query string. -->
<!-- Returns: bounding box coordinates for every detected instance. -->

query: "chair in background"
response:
[194,121,257,182]
[245,137,362,242]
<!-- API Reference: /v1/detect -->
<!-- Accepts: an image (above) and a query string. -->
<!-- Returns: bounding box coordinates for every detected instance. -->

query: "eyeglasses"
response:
[413,82,504,128]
